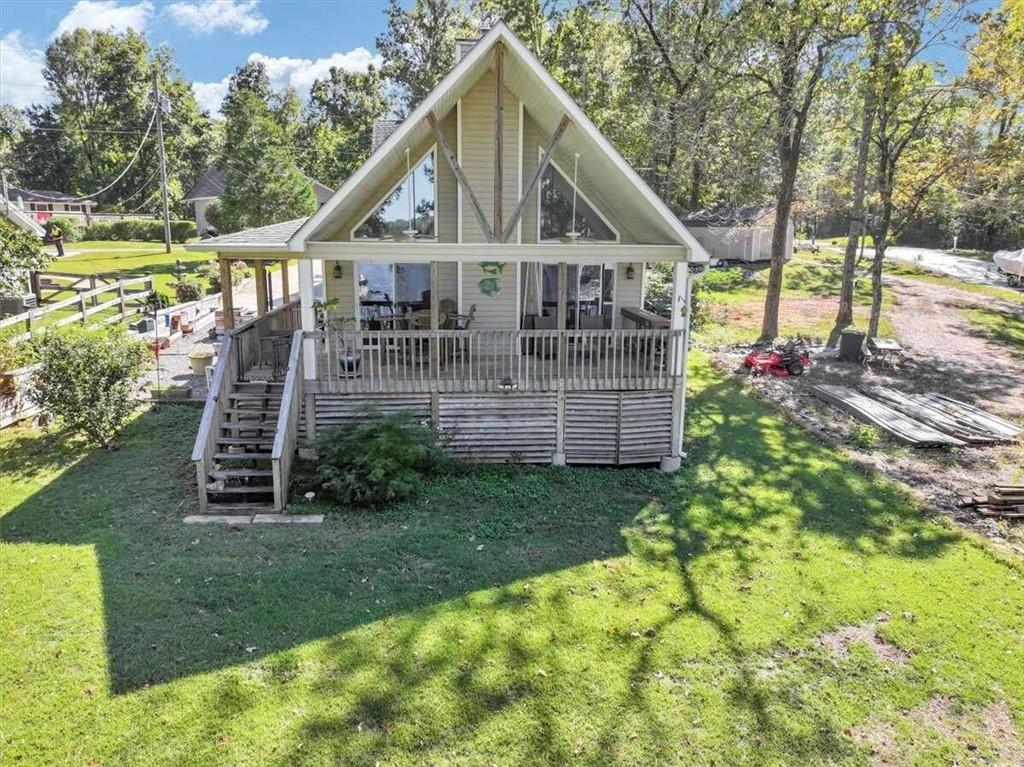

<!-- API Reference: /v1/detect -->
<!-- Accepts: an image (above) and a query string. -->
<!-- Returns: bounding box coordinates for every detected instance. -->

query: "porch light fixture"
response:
[498,377,518,391]
[626,263,635,280]
[333,262,342,279]
[403,147,418,238]
[565,152,581,240]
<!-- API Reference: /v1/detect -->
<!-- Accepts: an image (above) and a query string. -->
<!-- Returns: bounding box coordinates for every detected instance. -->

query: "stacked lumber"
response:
[860,386,1020,445]
[811,385,966,446]
[958,486,1024,519]
[812,385,1022,447]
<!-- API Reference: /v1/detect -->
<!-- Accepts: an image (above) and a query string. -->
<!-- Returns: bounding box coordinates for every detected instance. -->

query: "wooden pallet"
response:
[958,485,1024,519]
[859,386,1017,445]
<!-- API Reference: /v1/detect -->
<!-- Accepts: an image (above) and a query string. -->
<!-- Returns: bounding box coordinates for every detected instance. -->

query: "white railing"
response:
[310,328,685,393]
[271,331,304,511]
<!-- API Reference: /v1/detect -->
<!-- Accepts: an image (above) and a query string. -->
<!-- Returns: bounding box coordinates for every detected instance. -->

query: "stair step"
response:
[213,452,273,461]
[216,437,275,446]
[228,393,283,401]
[236,381,285,390]
[209,468,274,479]
[204,503,276,513]
[221,409,276,418]
[219,421,277,431]
[208,485,275,495]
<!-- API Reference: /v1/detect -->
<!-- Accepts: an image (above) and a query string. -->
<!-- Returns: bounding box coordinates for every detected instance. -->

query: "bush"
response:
[312,413,447,506]
[1,219,52,295]
[173,277,203,304]
[197,259,250,291]
[0,327,36,372]
[141,291,171,313]
[84,219,196,243]
[27,325,146,448]
[642,262,715,331]
[851,424,882,449]
[45,216,82,242]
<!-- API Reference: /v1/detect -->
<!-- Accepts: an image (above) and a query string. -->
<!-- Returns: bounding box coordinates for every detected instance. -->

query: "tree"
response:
[216,63,317,232]
[13,29,213,216]
[0,219,51,296]
[299,65,390,187]
[376,0,474,115]
[734,0,855,340]
[27,325,146,449]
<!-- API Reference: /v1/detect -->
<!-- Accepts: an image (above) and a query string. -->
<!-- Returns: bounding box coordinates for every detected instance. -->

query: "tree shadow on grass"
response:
[1,367,960,761]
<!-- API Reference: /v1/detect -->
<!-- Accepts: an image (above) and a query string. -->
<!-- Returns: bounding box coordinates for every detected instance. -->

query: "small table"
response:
[867,337,903,367]
[619,306,670,330]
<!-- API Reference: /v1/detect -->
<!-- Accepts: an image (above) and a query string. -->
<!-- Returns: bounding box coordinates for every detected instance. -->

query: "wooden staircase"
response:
[203,380,284,513]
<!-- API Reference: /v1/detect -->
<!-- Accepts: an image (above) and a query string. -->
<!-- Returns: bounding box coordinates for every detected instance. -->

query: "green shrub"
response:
[44,216,82,242]
[172,277,203,304]
[197,259,249,291]
[312,413,447,506]
[26,325,146,448]
[93,219,195,243]
[0,327,36,372]
[1,219,52,295]
[141,291,171,313]
[851,424,882,449]
[642,262,715,331]
[83,222,114,240]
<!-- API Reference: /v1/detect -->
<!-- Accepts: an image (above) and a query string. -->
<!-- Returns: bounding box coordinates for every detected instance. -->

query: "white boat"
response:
[992,248,1024,286]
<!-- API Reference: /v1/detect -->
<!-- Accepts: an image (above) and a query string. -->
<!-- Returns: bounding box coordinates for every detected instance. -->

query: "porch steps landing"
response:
[203,379,283,514]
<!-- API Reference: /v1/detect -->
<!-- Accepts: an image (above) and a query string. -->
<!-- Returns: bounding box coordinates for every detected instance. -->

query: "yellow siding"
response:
[461,262,518,330]
[459,69,520,243]
[614,262,643,328]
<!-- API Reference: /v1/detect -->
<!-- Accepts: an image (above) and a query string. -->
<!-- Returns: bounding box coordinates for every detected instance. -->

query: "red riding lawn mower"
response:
[743,339,812,377]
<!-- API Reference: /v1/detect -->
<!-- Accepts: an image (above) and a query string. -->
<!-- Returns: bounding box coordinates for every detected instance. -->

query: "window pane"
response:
[354,152,435,240]
[539,162,615,241]
[395,264,431,310]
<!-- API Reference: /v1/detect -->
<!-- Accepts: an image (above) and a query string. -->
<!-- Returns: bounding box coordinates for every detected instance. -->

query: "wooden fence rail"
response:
[0,275,154,340]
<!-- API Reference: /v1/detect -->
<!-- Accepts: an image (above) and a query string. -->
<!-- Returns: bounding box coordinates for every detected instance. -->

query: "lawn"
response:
[52,240,217,297]
[963,305,1024,359]
[693,252,897,345]
[2,355,1022,765]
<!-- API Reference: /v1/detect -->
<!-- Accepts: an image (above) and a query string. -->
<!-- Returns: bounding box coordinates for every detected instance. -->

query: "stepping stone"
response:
[251,514,324,524]
[183,515,253,524]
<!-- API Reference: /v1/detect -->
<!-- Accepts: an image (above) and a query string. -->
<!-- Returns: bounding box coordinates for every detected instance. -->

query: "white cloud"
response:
[191,47,383,116]
[53,1,155,37]
[0,32,48,108]
[191,77,230,115]
[165,0,269,36]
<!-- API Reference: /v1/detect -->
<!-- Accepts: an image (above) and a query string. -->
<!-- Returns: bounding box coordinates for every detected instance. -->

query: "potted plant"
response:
[188,344,216,375]
[328,314,361,377]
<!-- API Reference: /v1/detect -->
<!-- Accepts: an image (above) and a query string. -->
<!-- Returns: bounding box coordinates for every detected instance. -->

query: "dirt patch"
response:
[707,276,1024,553]
[818,613,911,665]
[851,696,1024,766]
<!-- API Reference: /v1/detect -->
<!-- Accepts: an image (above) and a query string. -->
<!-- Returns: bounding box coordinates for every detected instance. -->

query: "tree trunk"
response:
[867,232,886,338]
[827,91,877,346]
[759,149,799,341]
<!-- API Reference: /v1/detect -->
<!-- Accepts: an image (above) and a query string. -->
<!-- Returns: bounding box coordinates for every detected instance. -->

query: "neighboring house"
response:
[1,197,45,237]
[681,205,794,264]
[183,167,334,236]
[187,23,710,513]
[6,186,96,224]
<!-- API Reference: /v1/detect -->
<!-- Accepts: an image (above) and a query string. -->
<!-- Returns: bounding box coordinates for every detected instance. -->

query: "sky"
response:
[0,0,1004,116]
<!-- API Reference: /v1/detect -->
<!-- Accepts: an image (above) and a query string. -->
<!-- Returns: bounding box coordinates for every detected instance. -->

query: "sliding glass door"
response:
[522,263,615,329]
[357,262,431,328]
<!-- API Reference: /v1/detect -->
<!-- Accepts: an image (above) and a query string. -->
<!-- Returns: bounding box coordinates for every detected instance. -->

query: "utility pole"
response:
[153,68,172,254]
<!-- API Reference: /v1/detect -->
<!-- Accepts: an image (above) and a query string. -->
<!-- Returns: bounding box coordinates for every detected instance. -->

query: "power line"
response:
[18,107,158,202]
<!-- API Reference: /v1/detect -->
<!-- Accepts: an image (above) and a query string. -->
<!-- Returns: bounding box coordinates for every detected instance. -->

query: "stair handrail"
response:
[191,334,237,511]
[270,330,304,511]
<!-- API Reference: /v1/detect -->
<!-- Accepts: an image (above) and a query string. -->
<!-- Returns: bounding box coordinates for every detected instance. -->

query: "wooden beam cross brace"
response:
[500,114,571,243]
[426,111,494,242]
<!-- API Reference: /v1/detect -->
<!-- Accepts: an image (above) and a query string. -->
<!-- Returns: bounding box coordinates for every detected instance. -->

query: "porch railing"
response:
[191,333,237,512]
[309,328,685,393]
[232,299,301,373]
[270,330,304,511]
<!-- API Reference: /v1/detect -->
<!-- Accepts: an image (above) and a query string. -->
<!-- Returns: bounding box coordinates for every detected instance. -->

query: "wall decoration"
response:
[478,277,502,297]
[479,262,505,275]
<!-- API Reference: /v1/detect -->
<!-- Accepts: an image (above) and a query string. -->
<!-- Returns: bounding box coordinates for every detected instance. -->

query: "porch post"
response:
[430,261,441,426]
[662,261,689,473]
[298,260,316,379]
[280,259,290,304]
[254,260,269,316]
[553,261,568,466]
[218,257,235,331]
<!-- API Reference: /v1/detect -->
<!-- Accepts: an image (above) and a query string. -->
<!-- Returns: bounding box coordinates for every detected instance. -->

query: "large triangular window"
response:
[539,152,618,242]
[353,148,436,240]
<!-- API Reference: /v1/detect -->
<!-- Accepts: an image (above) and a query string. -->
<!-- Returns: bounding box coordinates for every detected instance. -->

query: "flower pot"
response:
[189,353,214,375]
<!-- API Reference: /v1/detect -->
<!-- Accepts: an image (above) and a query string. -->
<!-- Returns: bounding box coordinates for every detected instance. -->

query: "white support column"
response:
[299,259,316,381]
[662,261,689,472]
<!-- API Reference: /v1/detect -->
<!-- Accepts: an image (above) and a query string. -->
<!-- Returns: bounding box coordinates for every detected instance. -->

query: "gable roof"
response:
[7,186,95,205]
[184,167,335,205]
[289,22,709,261]
[682,205,776,227]
[194,217,307,251]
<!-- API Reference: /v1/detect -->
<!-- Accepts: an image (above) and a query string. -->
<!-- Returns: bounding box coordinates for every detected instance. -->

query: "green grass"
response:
[694,252,896,345]
[53,240,217,297]
[3,355,1022,765]
[883,260,1024,302]
[963,306,1024,359]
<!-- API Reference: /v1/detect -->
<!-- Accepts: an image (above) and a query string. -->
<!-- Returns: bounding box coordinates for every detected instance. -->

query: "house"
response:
[187,22,710,513]
[681,205,793,264]
[183,167,335,236]
[5,186,97,224]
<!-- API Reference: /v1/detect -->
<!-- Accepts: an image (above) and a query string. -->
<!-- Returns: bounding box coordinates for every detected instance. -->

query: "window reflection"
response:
[354,151,436,240]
